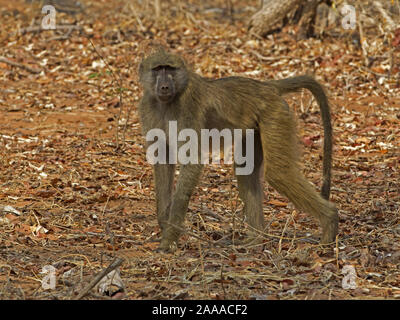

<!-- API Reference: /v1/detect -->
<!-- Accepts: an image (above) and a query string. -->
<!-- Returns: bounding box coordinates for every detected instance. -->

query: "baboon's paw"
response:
[157,239,178,253]
[320,223,338,245]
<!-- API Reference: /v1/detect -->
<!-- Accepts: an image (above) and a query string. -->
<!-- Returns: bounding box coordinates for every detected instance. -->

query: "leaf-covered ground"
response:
[0,0,399,299]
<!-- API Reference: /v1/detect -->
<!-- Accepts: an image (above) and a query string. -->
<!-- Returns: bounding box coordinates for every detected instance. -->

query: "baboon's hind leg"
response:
[235,132,265,243]
[260,103,338,244]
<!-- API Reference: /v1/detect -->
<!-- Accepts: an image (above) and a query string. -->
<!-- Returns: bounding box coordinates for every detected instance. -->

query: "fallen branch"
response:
[249,50,317,62]
[0,56,41,74]
[360,66,390,78]
[47,27,74,41]
[74,257,124,300]
[14,25,82,36]
[373,1,396,30]
[357,14,369,67]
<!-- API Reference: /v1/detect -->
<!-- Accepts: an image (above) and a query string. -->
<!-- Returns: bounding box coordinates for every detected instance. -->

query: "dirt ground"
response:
[0,0,399,300]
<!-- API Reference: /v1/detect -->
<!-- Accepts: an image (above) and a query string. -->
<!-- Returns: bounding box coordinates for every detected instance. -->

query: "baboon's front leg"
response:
[159,164,203,252]
[154,163,175,231]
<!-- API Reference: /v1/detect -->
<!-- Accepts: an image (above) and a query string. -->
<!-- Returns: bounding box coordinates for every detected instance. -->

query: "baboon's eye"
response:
[152,65,177,72]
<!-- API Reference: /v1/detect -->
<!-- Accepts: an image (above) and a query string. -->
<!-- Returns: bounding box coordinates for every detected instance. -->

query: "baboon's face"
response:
[152,65,177,103]
[139,50,189,104]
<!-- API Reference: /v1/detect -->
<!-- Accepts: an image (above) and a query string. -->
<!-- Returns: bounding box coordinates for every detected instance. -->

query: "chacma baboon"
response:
[138,47,338,252]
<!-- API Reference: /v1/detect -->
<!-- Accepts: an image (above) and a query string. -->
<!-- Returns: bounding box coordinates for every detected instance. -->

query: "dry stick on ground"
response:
[249,50,317,62]
[14,25,82,36]
[129,4,146,33]
[373,1,396,30]
[335,235,339,269]
[278,216,291,254]
[48,27,74,41]
[244,222,320,245]
[357,8,369,67]
[121,103,134,146]
[228,181,241,247]
[88,39,125,149]
[0,56,41,74]
[360,66,390,78]
[197,220,210,297]
[74,257,124,300]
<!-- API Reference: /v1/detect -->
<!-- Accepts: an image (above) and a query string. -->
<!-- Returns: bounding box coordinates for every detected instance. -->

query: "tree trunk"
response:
[249,0,336,38]
[297,0,319,39]
[249,0,303,37]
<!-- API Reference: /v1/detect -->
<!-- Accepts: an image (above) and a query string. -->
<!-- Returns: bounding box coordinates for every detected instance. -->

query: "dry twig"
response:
[88,39,125,149]
[373,1,396,30]
[74,257,124,300]
[15,25,82,36]
[0,56,41,74]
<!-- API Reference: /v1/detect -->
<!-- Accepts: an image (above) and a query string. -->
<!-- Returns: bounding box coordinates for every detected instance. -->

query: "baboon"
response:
[138,47,338,252]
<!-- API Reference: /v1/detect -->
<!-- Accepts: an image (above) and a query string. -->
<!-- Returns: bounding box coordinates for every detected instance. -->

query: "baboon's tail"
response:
[270,75,332,200]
